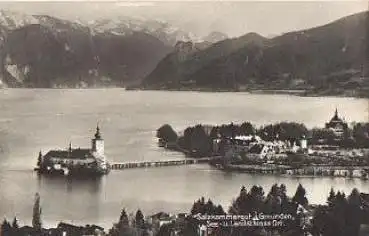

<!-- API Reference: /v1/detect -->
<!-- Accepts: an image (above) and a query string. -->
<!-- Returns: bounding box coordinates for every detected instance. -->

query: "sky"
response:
[0,1,367,37]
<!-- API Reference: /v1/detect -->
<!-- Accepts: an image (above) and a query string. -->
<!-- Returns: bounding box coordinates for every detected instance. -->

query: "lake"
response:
[0,89,368,229]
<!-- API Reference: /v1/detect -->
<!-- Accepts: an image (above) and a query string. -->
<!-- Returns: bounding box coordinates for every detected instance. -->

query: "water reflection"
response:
[37,174,104,194]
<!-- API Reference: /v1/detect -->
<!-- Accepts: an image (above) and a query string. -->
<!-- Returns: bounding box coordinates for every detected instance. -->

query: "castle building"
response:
[91,125,105,159]
[325,108,348,138]
[38,125,109,175]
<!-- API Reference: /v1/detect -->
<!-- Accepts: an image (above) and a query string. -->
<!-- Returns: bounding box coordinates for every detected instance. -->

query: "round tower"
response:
[91,124,104,157]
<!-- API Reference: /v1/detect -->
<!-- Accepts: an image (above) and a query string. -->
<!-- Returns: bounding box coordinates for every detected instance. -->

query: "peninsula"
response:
[157,109,369,178]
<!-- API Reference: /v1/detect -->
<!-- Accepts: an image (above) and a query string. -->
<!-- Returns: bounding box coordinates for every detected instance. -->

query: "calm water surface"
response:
[0,89,368,228]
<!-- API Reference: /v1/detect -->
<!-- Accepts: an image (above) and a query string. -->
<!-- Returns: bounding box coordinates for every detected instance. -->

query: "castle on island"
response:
[36,125,110,176]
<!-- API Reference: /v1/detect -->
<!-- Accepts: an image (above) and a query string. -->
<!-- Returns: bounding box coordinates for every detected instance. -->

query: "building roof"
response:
[95,124,102,139]
[233,135,261,142]
[44,148,94,160]
[328,108,345,124]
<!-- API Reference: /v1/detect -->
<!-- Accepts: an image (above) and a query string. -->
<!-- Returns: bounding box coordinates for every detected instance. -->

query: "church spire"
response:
[332,107,339,120]
[95,123,102,139]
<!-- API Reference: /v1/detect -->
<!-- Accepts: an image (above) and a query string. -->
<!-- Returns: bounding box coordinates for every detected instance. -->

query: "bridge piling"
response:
[110,158,211,170]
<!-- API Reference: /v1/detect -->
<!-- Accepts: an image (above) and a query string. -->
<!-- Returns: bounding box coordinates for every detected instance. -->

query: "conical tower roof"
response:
[94,124,102,139]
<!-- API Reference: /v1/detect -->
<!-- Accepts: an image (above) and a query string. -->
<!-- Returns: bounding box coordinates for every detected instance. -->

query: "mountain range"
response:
[141,11,369,97]
[0,9,367,96]
[0,10,226,88]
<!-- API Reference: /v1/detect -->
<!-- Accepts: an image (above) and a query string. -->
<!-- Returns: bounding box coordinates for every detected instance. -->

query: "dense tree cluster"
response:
[174,122,308,157]
[352,123,369,148]
[190,197,225,215]
[183,184,308,236]
[312,188,367,236]
[1,218,20,236]
[257,122,308,143]
[109,208,150,236]
[177,124,213,157]
[228,184,305,216]
[209,122,256,139]
[161,121,369,158]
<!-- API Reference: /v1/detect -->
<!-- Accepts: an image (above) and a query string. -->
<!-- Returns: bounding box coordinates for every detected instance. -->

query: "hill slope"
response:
[143,32,268,88]
[0,11,174,88]
[142,11,369,96]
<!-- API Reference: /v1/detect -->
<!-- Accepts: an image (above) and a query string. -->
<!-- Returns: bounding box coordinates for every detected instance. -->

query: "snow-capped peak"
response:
[0,9,39,29]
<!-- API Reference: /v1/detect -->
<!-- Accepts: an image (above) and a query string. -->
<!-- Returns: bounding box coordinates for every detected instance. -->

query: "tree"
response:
[327,188,336,207]
[215,205,225,215]
[248,185,265,212]
[118,208,129,227]
[191,197,223,215]
[348,188,361,206]
[109,208,137,236]
[37,151,43,168]
[240,122,255,135]
[346,188,362,236]
[353,123,369,147]
[11,217,19,229]
[311,128,336,145]
[280,184,288,202]
[135,209,144,229]
[265,184,282,214]
[1,219,11,236]
[204,199,215,215]
[209,126,220,139]
[229,186,253,214]
[11,217,19,236]
[189,125,212,156]
[292,184,308,206]
[156,124,178,143]
[32,193,42,231]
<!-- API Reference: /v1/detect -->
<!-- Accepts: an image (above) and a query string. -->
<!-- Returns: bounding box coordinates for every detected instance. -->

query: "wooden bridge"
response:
[110,158,211,170]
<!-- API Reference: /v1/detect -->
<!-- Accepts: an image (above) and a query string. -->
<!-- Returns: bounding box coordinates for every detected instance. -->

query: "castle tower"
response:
[91,124,104,158]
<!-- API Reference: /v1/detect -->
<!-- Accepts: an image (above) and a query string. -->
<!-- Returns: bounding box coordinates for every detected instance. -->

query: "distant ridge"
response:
[142,11,369,97]
[0,10,180,88]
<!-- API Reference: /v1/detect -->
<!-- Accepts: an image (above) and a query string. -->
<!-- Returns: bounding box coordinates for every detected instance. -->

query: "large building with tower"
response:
[36,125,109,176]
[325,108,348,139]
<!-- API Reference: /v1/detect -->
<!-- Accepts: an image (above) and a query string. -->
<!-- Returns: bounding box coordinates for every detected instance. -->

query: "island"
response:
[34,125,110,177]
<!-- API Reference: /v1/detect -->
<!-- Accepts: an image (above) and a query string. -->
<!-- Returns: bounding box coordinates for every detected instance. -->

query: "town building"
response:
[325,108,348,139]
[221,135,261,153]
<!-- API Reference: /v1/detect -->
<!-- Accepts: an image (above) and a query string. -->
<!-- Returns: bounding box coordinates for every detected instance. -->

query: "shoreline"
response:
[216,163,369,179]
[159,144,369,179]
[127,87,369,99]
[2,87,368,99]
